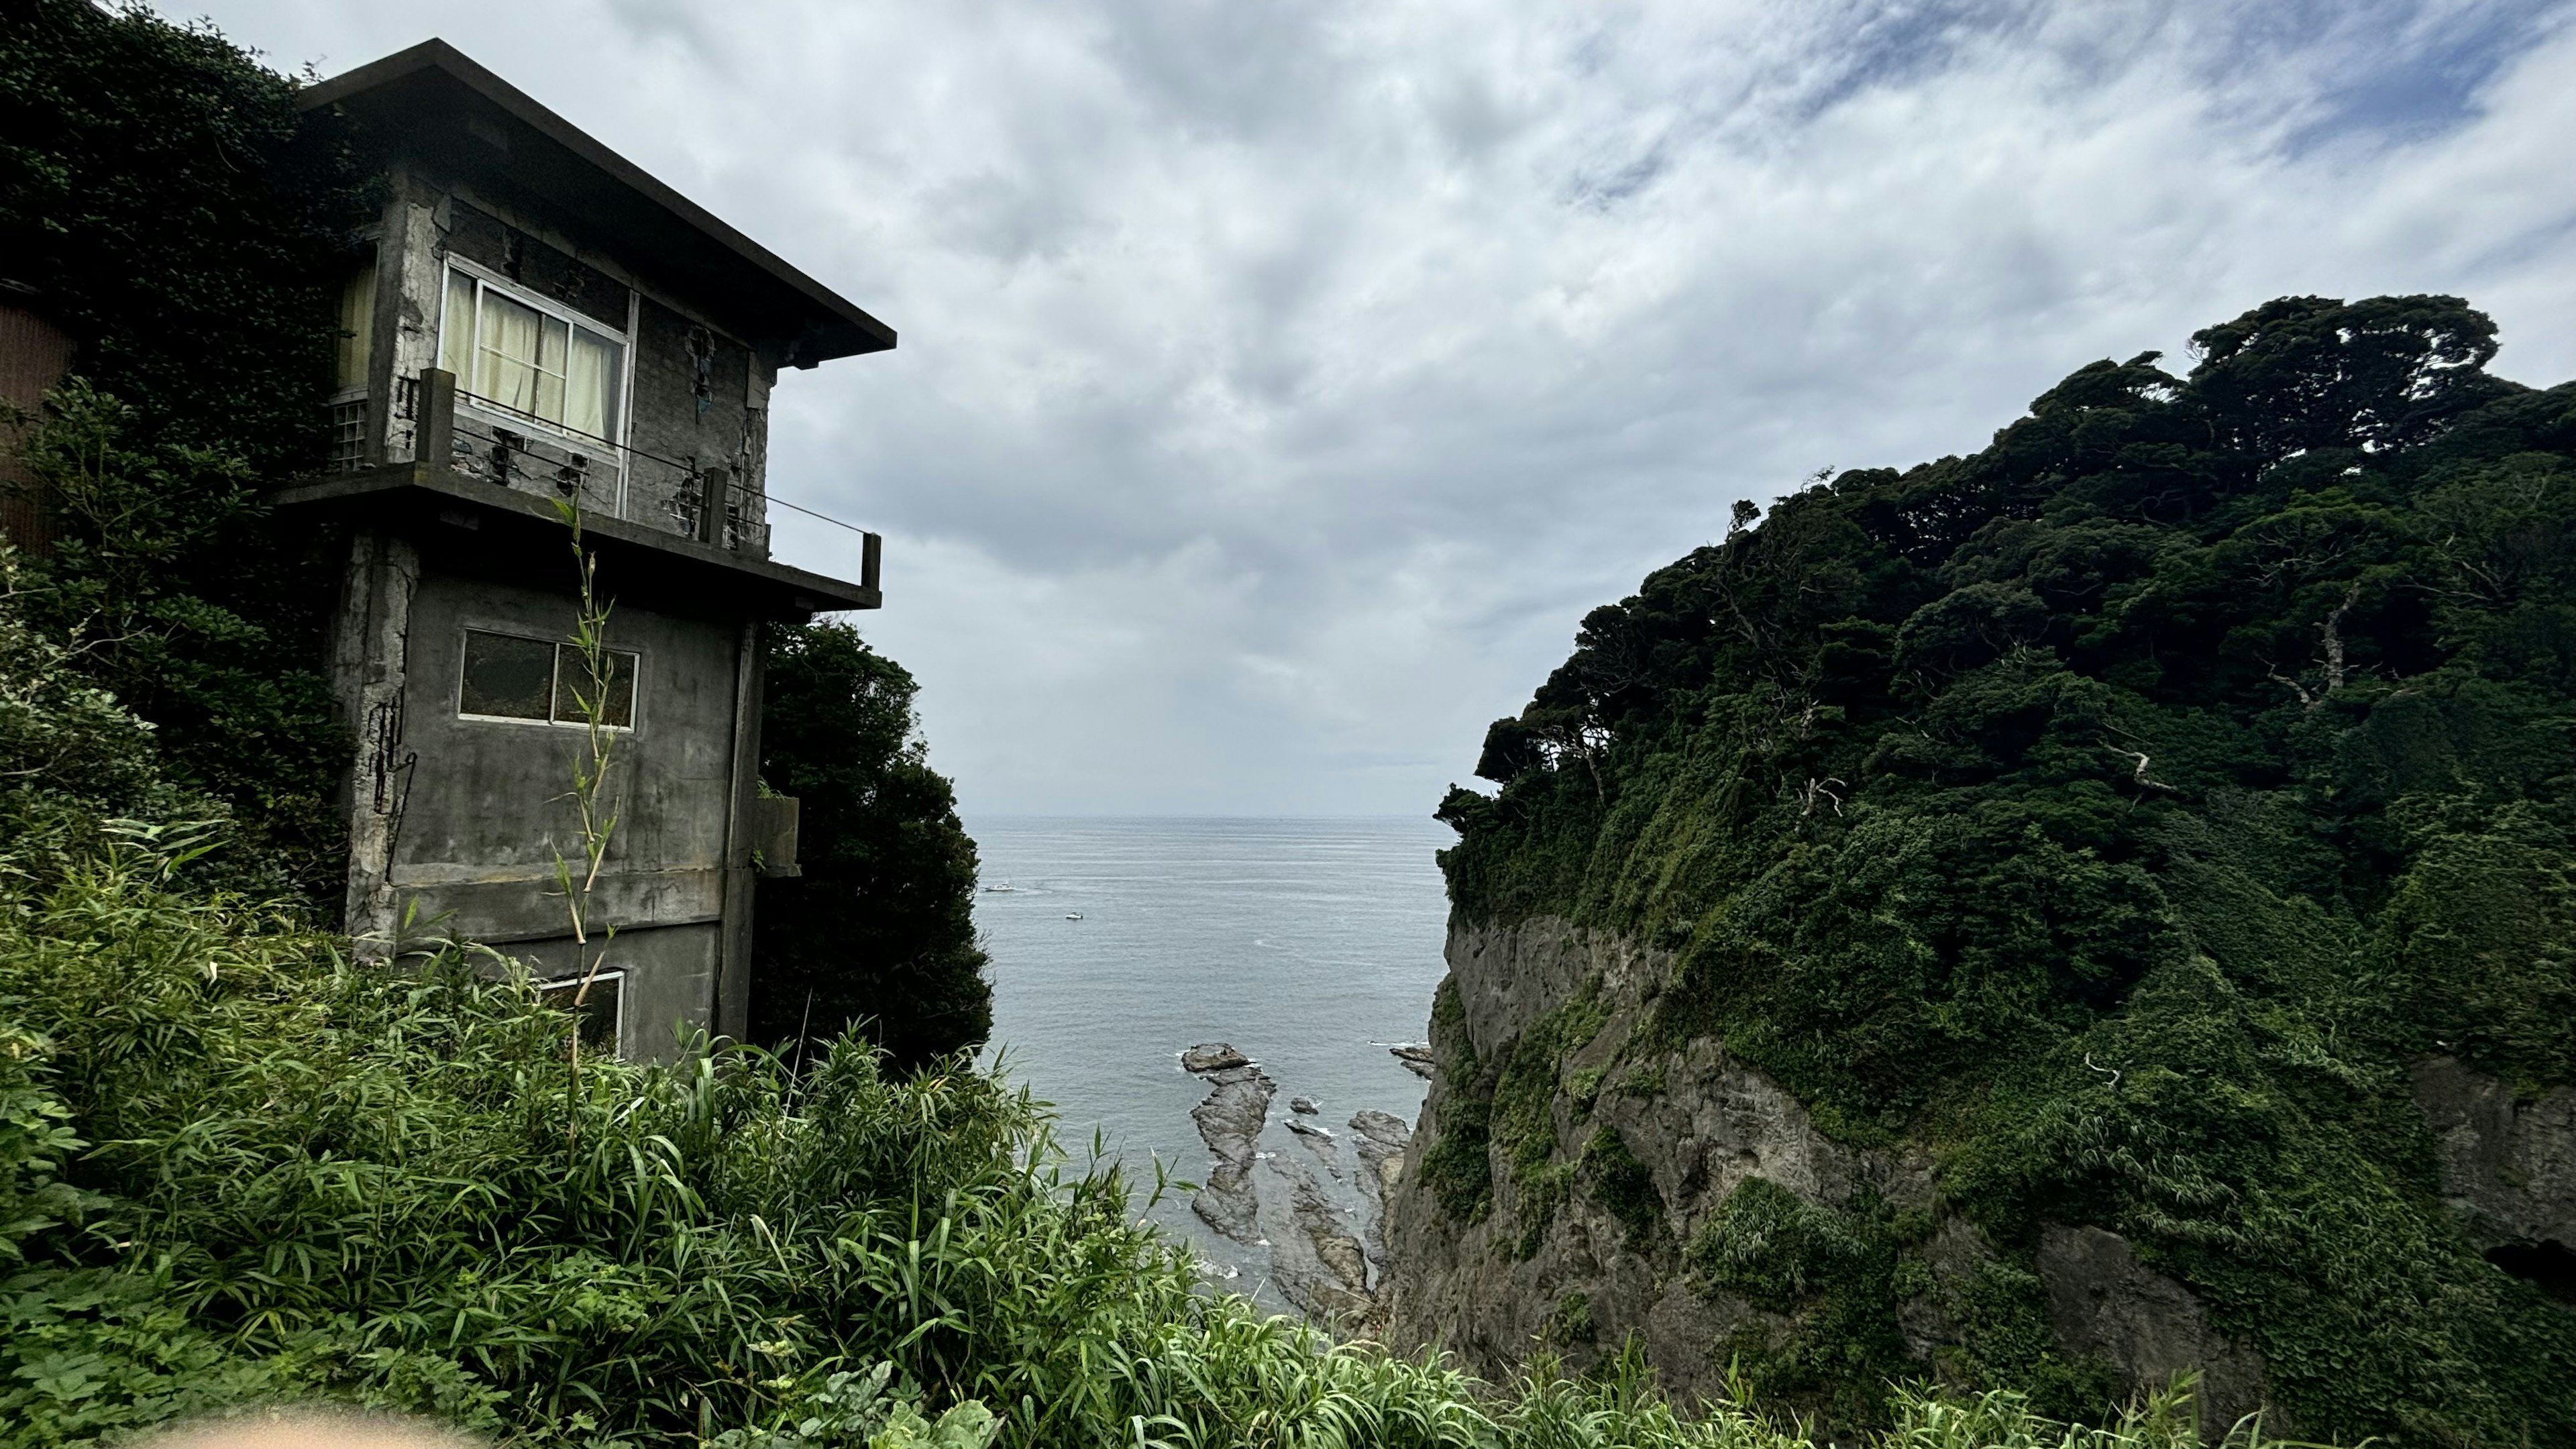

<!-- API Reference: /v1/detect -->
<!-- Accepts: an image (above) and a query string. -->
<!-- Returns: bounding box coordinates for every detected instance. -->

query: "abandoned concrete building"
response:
[271,40,890,1059]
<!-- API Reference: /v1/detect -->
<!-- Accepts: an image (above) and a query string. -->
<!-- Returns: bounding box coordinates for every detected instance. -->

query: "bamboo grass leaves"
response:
[547,497,625,1100]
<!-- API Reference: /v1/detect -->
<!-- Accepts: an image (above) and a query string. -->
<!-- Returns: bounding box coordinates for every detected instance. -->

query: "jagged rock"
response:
[1183,1042,1250,1073]
[1291,1095,1322,1115]
[1347,1110,1412,1271]
[1193,1160,1260,1241]
[1348,1109,1412,1152]
[1188,1063,1275,1244]
[1286,1118,1334,1140]
[1271,1171,1373,1323]
[1389,1044,1434,1079]
[2037,1224,2282,1434]
[2412,1055,2576,1260]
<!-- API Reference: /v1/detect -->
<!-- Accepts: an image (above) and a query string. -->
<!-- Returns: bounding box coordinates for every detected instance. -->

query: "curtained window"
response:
[436,266,627,445]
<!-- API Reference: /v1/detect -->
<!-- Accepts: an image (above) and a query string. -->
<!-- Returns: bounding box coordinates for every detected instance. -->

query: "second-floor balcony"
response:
[333,368,777,557]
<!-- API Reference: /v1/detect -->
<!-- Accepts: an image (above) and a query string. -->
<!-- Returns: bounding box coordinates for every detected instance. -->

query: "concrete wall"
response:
[501,924,722,1060]
[379,565,748,1061]
[360,168,779,529]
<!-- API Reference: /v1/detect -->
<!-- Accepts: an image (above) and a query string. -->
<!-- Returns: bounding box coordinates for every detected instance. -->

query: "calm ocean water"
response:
[967,816,1454,1294]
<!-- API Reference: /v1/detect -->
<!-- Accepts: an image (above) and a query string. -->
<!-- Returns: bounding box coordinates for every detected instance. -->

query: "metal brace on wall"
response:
[366,695,418,879]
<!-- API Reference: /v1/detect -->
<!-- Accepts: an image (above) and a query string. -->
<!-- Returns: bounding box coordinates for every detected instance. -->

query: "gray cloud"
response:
[197,0,2576,814]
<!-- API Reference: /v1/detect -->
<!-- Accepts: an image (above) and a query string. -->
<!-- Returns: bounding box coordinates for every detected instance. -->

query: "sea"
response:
[967,815,1454,1305]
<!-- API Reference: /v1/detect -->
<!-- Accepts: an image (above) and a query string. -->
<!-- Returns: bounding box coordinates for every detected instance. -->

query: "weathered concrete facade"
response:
[279,40,894,1059]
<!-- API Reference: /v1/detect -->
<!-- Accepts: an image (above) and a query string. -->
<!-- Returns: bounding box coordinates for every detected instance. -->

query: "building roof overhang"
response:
[301,39,894,368]
[275,466,879,620]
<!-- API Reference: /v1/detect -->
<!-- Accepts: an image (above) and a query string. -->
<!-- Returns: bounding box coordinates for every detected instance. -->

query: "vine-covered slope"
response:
[1429,295,2576,1444]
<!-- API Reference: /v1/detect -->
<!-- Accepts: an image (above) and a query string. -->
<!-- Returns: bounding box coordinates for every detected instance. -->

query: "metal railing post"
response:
[862,531,881,592]
[696,465,728,546]
[417,368,455,473]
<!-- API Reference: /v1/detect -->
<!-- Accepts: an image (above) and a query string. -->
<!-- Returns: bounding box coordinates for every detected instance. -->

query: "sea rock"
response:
[1270,1171,1374,1323]
[1390,1044,1434,1079]
[1291,1095,1322,1115]
[1189,1062,1275,1244]
[1183,1042,1251,1073]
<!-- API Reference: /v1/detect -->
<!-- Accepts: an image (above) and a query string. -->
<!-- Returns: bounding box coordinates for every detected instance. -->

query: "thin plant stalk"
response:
[549,495,623,1138]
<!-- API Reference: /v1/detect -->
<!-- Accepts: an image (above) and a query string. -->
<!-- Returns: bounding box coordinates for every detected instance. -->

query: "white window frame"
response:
[435,259,634,484]
[534,967,627,1059]
[453,625,644,735]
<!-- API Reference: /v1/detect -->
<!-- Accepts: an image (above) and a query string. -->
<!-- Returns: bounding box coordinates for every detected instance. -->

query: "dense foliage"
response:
[0,0,366,471]
[1438,294,2576,1445]
[1,0,373,903]
[0,548,2304,1449]
[755,621,993,1069]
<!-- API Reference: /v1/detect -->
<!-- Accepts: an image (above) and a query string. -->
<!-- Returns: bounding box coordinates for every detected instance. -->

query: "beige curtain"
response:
[335,264,374,390]
[476,291,544,413]
[566,330,619,440]
[438,270,475,380]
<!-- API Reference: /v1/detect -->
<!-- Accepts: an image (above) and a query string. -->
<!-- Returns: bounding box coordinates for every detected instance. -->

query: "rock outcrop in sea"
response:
[1181,1042,1417,1326]
[1183,1044,1273,1244]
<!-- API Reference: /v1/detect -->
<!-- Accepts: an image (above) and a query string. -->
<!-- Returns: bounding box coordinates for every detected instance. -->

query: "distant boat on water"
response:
[1065,911,1085,920]
[982,881,1016,893]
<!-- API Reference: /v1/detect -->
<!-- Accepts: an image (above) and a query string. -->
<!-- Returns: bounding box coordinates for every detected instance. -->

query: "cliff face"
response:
[1394,297,2576,1446]
[1381,918,2286,1432]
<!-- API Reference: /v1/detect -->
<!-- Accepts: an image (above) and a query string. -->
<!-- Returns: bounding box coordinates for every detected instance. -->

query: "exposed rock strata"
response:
[1180,1042,1424,1325]
[2412,1055,2576,1273]
[2035,1226,2279,1432]
[1187,1055,1275,1244]
[1380,914,2292,1426]
[1348,1110,1412,1273]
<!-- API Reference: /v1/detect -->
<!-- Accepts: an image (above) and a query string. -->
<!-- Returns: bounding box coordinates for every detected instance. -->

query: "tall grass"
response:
[0,834,2329,1448]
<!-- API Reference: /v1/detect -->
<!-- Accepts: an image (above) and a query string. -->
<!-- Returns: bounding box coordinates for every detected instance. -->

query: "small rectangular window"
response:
[459,629,554,720]
[553,645,639,728]
[537,970,623,1058]
[336,264,376,392]
[458,629,641,729]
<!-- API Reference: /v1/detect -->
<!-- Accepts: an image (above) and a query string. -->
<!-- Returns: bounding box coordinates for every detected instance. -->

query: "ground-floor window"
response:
[458,627,639,729]
[535,968,624,1058]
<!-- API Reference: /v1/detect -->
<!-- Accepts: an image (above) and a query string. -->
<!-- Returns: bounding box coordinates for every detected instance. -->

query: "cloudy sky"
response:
[201,0,2576,815]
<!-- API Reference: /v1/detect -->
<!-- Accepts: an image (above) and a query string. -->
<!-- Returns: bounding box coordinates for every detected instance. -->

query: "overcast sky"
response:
[199,0,2576,816]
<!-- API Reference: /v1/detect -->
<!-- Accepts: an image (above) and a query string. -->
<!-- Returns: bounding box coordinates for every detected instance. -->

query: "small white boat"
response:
[1065,911,1085,920]
[981,881,1016,893]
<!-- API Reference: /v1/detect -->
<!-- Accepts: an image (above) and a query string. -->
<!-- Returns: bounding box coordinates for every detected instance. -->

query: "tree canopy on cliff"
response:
[1440,294,2576,1446]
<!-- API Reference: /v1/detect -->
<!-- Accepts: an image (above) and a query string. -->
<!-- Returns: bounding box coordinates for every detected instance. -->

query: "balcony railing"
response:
[324,370,881,594]
[380,368,790,557]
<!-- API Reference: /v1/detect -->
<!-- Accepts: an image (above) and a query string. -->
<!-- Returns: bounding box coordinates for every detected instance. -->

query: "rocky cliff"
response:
[1385,297,2576,1446]
[1382,918,2290,1432]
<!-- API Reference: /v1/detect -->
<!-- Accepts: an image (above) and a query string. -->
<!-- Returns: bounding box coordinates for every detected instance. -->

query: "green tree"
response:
[753,620,991,1070]
[1,1,371,906]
